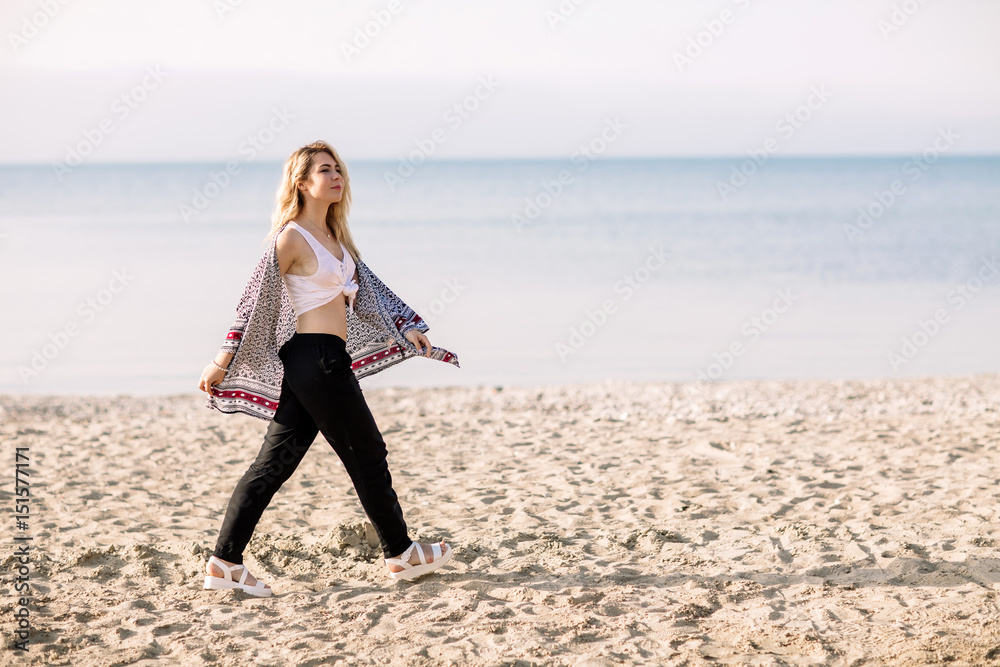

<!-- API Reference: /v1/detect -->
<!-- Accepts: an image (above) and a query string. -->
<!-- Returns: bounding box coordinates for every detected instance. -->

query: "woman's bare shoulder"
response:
[277,224,309,249]
[275,224,308,272]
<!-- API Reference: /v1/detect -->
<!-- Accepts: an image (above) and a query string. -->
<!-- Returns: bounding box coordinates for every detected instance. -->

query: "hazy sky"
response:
[1,0,998,163]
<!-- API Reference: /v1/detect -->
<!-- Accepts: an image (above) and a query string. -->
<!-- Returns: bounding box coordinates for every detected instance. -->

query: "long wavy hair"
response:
[266,140,360,263]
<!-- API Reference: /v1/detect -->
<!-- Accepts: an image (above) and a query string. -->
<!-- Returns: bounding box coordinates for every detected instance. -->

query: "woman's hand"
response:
[405,330,433,357]
[198,362,227,394]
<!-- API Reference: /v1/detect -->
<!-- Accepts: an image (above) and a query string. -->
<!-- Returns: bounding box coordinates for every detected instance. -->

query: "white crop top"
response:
[280,221,359,317]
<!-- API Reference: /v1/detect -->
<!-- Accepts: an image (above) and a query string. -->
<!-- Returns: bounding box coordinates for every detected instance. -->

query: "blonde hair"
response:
[267,140,360,263]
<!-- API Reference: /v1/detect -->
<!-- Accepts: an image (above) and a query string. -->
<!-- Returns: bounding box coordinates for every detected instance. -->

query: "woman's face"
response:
[297,151,343,204]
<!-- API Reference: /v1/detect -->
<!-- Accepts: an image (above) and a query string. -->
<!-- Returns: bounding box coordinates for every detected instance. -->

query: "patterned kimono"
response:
[205,232,460,421]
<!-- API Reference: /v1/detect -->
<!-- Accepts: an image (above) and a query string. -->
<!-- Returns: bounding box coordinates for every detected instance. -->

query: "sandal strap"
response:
[431,543,442,560]
[384,541,417,568]
[208,555,234,581]
[209,555,252,585]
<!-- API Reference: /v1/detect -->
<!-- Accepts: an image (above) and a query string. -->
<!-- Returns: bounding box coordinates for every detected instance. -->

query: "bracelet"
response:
[211,359,228,373]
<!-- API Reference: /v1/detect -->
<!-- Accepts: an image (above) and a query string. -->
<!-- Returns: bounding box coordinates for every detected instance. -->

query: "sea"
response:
[1,156,998,395]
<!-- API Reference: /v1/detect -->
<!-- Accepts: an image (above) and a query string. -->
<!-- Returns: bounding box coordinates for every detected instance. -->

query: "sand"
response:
[1,374,999,666]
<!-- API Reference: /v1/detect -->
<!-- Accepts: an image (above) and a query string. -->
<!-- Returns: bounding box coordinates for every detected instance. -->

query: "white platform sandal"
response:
[203,555,273,597]
[385,541,453,581]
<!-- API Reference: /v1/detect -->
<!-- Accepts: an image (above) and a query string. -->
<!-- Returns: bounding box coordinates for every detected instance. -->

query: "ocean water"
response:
[1,157,998,395]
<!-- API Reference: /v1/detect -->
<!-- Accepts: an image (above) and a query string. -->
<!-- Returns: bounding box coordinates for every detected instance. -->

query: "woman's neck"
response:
[299,202,333,235]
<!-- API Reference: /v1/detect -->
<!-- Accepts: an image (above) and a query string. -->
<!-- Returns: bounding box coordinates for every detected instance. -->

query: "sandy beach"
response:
[2,374,999,665]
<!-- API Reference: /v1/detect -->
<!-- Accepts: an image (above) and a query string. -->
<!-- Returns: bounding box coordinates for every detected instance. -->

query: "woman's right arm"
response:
[275,224,297,277]
[198,354,231,394]
[199,242,278,394]
[200,229,298,394]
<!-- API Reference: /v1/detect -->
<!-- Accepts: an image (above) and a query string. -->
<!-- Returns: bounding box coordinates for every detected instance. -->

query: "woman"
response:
[197,140,459,596]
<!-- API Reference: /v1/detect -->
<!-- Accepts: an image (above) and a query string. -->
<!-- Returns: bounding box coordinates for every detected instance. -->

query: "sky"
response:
[1,0,998,163]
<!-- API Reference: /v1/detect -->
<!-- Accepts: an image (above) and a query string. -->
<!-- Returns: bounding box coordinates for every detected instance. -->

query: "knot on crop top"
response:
[280,221,359,317]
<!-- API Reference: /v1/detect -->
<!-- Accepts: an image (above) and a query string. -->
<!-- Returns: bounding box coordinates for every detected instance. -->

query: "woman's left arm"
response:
[354,266,431,357]
[405,329,433,357]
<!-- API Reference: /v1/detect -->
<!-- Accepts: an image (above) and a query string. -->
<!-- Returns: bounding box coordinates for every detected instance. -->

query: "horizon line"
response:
[2,153,999,168]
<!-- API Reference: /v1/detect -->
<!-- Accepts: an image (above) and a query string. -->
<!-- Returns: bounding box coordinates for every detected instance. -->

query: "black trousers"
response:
[211,332,412,563]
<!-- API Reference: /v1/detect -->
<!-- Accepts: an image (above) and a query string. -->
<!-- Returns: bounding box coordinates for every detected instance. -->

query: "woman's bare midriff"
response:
[294,294,349,339]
